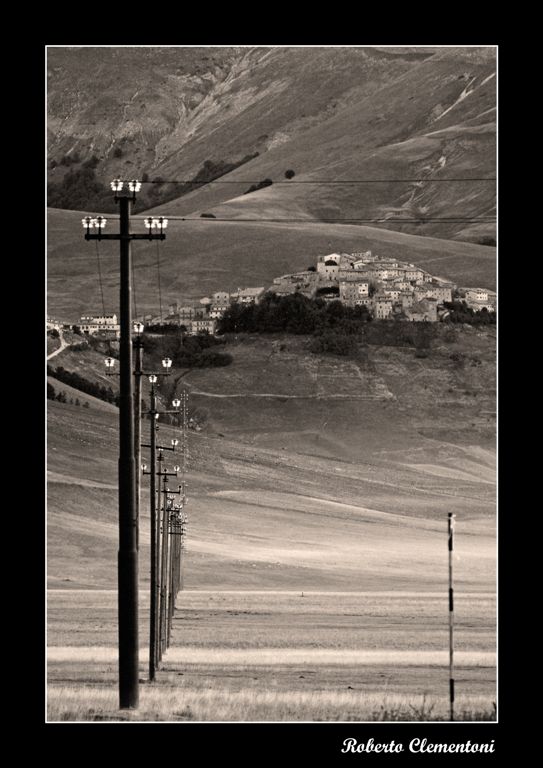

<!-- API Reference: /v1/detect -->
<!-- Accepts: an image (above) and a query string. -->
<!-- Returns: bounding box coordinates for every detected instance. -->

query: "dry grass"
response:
[47,646,495,668]
[47,684,496,722]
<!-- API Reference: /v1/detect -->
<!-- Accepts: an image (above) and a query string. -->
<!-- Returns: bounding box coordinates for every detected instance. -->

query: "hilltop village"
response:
[53,250,496,338]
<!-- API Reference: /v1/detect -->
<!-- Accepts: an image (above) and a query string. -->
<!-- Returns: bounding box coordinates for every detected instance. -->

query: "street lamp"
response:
[134,322,144,335]
[172,398,181,408]
[149,374,157,384]
[162,358,172,370]
[82,216,107,240]
[144,217,168,240]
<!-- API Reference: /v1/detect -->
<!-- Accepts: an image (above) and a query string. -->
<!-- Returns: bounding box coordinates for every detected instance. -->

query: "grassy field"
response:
[47,590,495,721]
[47,207,496,322]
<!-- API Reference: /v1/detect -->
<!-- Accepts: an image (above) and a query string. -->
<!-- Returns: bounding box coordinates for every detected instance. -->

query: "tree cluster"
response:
[218,292,371,338]
[47,365,119,405]
[443,301,496,326]
[142,330,232,368]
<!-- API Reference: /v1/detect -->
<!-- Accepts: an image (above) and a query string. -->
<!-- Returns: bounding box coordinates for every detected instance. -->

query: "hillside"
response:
[48,331,495,592]
[47,207,495,322]
[47,46,495,243]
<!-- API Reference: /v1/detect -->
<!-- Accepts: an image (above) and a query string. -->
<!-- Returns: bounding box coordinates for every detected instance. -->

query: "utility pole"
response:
[133,326,144,550]
[448,512,456,722]
[82,180,168,710]
[142,393,181,676]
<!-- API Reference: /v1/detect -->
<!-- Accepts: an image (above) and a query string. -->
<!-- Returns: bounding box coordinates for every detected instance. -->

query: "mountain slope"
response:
[47,46,495,243]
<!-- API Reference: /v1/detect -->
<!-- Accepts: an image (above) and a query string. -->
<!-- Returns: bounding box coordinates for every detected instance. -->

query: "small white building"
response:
[465,288,489,302]
[79,313,120,337]
[209,304,230,319]
[190,318,216,335]
[235,287,266,305]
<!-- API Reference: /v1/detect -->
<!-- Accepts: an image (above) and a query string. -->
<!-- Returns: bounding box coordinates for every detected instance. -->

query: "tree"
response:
[47,382,56,400]
[285,169,296,179]
[75,398,80,406]
[307,265,316,272]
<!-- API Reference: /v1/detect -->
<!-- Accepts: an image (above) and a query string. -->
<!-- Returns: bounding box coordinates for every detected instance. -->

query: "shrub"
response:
[113,146,123,158]
[200,212,216,218]
[285,169,296,179]
[243,178,273,195]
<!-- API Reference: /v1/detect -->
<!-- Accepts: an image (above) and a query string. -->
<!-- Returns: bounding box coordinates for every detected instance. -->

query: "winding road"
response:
[47,329,68,360]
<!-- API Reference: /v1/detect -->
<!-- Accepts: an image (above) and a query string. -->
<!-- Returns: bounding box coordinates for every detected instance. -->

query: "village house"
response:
[234,287,266,305]
[79,313,120,338]
[190,318,216,335]
[268,283,297,297]
[405,298,438,322]
[352,250,376,262]
[47,317,62,331]
[383,287,401,302]
[465,288,489,302]
[339,280,370,305]
[392,278,412,291]
[373,297,394,319]
[209,303,230,318]
[404,266,425,283]
[207,291,231,319]
[420,282,453,304]
[317,253,342,279]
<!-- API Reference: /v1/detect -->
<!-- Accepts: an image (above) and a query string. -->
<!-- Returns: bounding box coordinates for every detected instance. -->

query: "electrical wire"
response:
[133,216,496,224]
[137,178,496,184]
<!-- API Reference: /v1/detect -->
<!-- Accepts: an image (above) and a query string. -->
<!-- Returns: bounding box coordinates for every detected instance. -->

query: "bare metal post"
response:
[448,512,456,721]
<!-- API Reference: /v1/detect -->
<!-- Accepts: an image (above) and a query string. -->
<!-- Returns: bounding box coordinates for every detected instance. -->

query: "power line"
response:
[85,216,496,225]
[137,178,496,184]
[136,217,496,224]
